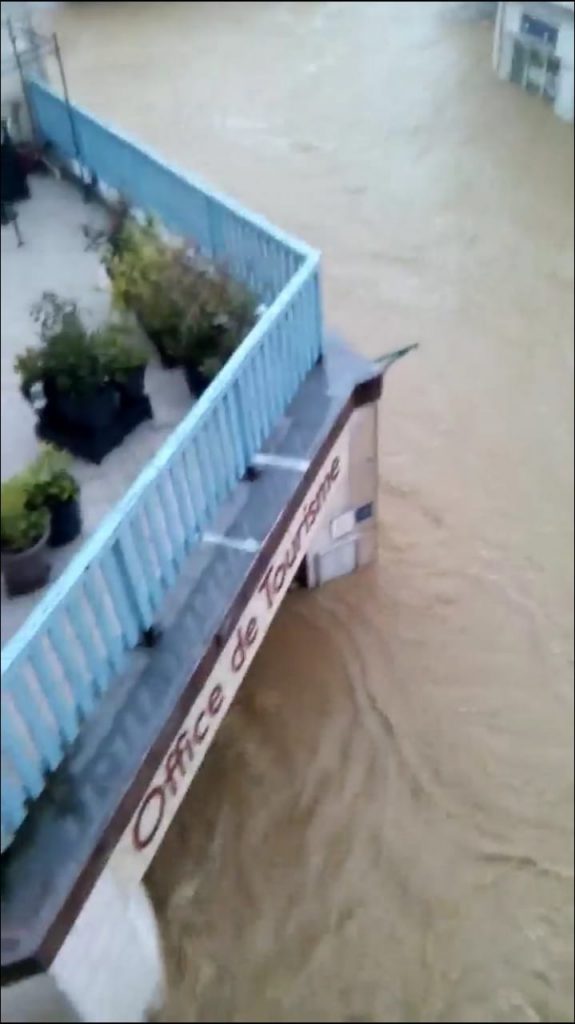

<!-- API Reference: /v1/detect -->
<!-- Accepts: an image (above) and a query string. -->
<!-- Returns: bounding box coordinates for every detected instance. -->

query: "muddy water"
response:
[49,2,575,1020]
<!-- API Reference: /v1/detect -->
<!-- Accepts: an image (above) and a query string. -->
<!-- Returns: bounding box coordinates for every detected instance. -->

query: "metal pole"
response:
[6,16,40,147]
[52,31,88,195]
[24,12,48,83]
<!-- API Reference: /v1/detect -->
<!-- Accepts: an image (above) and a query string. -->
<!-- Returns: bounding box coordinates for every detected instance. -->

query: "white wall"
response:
[305,403,378,588]
[494,1,574,120]
[1,878,164,1024]
[1,973,77,1023]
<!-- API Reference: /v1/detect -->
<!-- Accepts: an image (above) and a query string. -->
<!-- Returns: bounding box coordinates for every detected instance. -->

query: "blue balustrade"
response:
[1,82,323,853]
[26,80,312,301]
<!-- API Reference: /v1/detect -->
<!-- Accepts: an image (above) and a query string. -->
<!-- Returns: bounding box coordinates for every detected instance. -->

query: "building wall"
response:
[0,973,76,1024]
[494,1,574,121]
[1,878,165,1024]
[305,403,379,587]
[51,876,165,1024]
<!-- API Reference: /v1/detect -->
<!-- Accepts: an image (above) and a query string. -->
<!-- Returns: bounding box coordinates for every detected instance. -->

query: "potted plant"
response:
[108,199,131,252]
[27,445,82,548]
[42,328,118,429]
[168,268,256,397]
[178,324,238,397]
[105,219,182,367]
[26,292,119,430]
[94,324,149,400]
[14,346,45,402]
[16,292,78,403]
[195,349,233,395]
[1,474,51,596]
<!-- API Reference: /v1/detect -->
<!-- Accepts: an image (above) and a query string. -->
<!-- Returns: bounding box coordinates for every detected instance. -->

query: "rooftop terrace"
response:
[1,174,192,646]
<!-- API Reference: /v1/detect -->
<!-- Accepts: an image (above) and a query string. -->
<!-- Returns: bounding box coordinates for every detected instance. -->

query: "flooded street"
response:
[47,2,575,1020]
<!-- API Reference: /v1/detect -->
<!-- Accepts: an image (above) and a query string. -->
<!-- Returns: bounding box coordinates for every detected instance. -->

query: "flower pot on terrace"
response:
[55,385,119,431]
[1,528,51,597]
[145,326,180,369]
[48,497,82,548]
[183,362,211,398]
[115,365,147,401]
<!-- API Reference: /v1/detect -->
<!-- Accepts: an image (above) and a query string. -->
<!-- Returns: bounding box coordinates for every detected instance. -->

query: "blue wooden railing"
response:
[26,80,311,301]
[1,82,323,852]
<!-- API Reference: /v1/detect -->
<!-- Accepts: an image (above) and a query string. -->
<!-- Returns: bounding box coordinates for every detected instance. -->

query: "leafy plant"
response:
[93,324,149,383]
[31,292,83,346]
[168,265,256,366]
[83,196,130,255]
[41,328,109,396]
[16,288,153,400]
[198,354,227,383]
[14,346,45,398]
[27,445,79,508]
[107,197,132,256]
[105,218,177,331]
[103,217,256,384]
[1,474,49,553]
[23,292,108,397]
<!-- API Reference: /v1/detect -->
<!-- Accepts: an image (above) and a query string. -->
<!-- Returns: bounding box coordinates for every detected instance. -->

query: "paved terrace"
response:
[1,174,192,647]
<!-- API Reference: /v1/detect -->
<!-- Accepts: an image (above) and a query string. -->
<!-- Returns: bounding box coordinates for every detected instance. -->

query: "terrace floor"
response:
[1,173,192,648]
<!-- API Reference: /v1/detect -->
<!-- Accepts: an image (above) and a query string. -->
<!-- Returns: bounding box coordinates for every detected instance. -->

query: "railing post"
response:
[206,197,223,263]
[112,533,161,648]
[311,262,324,364]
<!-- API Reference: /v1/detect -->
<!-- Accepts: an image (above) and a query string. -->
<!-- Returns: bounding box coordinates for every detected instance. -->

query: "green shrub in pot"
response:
[31,291,82,345]
[105,219,182,363]
[27,445,82,548]
[42,328,107,393]
[168,267,257,396]
[14,346,45,401]
[23,292,118,430]
[104,220,257,377]
[1,474,51,596]
[94,324,149,399]
[15,292,86,404]
[42,328,117,429]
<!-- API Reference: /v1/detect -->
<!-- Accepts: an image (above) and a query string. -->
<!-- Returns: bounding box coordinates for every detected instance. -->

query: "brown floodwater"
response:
[44,1,575,1020]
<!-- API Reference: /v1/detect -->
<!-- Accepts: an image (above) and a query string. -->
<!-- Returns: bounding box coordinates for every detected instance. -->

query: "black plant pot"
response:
[49,498,82,548]
[115,365,147,401]
[42,375,59,403]
[145,326,180,369]
[55,385,119,430]
[183,363,211,398]
[1,126,30,204]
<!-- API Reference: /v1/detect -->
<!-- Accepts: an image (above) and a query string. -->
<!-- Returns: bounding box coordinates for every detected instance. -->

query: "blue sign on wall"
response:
[355,502,374,524]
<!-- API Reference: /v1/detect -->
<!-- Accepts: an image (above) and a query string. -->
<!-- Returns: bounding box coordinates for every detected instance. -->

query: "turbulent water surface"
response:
[43,2,575,1020]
